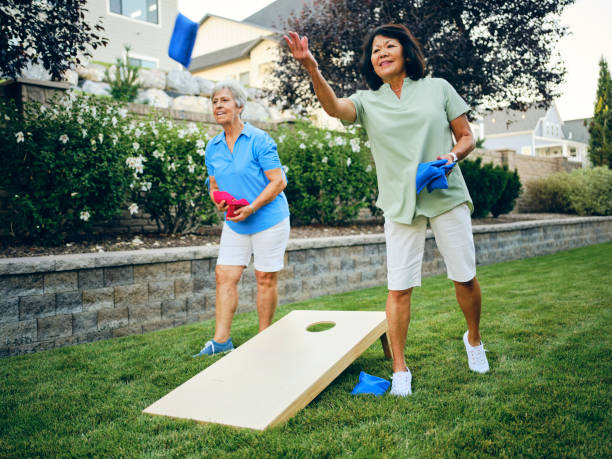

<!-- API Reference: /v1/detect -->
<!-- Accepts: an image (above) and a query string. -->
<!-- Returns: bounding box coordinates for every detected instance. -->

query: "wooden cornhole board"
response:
[143,310,391,430]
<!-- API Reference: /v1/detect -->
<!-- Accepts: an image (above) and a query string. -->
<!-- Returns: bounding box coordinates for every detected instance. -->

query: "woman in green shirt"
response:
[284,23,489,396]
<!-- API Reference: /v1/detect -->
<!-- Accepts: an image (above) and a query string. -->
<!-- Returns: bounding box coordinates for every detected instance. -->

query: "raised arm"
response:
[283,31,356,123]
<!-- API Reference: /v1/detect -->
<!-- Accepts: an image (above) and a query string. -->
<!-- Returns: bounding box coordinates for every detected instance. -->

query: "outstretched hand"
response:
[283,31,317,71]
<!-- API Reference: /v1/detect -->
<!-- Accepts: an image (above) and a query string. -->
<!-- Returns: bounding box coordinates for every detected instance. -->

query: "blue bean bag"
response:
[168,13,198,67]
[351,371,390,396]
[416,159,456,194]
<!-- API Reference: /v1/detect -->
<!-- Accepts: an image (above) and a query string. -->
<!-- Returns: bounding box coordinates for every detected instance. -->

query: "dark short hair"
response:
[360,24,426,90]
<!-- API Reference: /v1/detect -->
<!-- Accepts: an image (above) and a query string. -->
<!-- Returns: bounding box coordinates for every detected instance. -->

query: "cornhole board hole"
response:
[143,310,392,430]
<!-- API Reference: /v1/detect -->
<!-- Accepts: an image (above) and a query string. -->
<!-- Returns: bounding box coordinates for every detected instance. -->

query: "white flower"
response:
[77,116,84,124]
[134,128,142,138]
[324,132,332,140]
[334,136,346,146]
[278,134,286,143]
[90,138,96,146]
[366,165,372,172]
[59,134,69,144]
[8,37,20,47]
[118,108,128,118]
[169,162,177,171]
[188,164,195,173]
[152,150,163,159]
[4,115,10,121]
[350,138,361,153]
[98,133,103,143]
[111,116,117,127]
[111,134,118,145]
[132,142,139,151]
[15,132,24,143]
[125,155,146,174]
[346,157,352,167]
[79,211,90,221]
[190,200,195,207]
[315,141,323,149]
[81,129,87,138]
[71,192,78,197]
[365,140,371,148]
[91,107,97,118]
[282,165,289,174]
[106,107,113,115]
[187,122,198,134]
[196,148,205,157]
[321,156,328,164]
[140,181,152,191]
[298,130,307,139]
[177,129,187,139]
[299,143,306,149]
[196,139,206,148]
[128,203,139,215]
[187,155,193,164]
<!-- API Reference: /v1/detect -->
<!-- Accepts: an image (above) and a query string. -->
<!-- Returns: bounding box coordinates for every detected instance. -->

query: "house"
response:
[475,104,589,165]
[83,0,181,70]
[189,0,314,86]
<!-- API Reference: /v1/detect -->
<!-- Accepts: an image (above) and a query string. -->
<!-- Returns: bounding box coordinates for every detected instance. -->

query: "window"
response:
[570,148,577,157]
[128,57,156,69]
[110,0,158,24]
[239,71,250,86]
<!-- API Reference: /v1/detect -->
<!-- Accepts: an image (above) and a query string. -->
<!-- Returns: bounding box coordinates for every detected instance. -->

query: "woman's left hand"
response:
[227,204,255,223]
[437,154,456,176]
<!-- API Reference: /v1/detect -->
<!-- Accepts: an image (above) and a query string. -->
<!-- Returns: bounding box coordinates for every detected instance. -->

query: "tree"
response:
[270,0,573,115]
[588,57,612,168]
[0,0,108,81]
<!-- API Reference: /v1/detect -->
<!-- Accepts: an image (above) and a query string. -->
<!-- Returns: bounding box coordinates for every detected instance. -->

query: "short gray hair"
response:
[211,80,248,109]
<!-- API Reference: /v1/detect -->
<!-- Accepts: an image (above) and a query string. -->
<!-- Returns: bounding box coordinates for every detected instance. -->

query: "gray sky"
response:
[179,0,612,121]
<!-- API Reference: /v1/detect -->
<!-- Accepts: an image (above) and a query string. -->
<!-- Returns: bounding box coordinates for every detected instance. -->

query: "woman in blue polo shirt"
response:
[194,80,290,357]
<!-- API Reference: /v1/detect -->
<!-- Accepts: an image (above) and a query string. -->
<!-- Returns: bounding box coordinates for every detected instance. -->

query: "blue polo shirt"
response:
[205,122,289,234]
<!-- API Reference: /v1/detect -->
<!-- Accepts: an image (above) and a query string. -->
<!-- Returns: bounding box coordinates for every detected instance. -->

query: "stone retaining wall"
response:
[1,217,610,356]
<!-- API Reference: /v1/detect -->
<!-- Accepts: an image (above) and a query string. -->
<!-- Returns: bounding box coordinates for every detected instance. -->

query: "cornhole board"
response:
[143,310,392,430]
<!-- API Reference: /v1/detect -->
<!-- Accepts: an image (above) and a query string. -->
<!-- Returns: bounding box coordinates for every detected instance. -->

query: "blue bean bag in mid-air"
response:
[351,371,391,396]
[168,13,198,67]
[416,159,456,194]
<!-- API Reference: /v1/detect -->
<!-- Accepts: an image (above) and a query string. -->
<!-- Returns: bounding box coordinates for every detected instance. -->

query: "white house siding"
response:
[84,0,181,70]
[484,133,534,156]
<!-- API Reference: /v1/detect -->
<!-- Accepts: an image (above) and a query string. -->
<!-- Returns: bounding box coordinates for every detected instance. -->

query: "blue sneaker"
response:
[192,338,234,357]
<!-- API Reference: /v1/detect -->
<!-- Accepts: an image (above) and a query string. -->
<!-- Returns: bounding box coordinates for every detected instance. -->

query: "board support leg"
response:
[380,332,392,360]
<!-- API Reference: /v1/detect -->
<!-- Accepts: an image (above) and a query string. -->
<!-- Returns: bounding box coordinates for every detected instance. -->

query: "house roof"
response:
[480,106,548,134]
[244,0,315,29]
[189,38,269,72]
[198,13,278,33]
[562,118,591,143]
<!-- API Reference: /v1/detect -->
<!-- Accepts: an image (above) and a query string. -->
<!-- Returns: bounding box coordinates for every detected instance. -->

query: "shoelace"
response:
[391,372,411,393]
[468,346,487,366]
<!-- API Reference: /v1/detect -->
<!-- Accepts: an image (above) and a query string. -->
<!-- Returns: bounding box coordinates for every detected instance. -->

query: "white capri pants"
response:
[385,204,476,290]
[217,217,290,272]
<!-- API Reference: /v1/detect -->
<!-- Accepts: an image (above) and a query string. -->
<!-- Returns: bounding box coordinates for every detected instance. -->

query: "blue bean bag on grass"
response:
[351,371,391,396]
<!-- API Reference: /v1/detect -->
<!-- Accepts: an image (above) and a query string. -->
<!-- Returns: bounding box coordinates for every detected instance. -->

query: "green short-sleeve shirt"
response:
[346,77,473,224]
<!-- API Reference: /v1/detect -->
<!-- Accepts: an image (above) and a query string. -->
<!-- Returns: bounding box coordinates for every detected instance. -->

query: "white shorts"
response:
[217,217,290,272]
[385,204,476,290]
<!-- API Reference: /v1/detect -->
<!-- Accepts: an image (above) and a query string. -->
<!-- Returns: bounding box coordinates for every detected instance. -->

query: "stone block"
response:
[0,319,37,346]
[134,264,166,282]
[278,265,294,280]
[74,330,112,344]
[114,284,148,308]
[72,310,98,335]
[313,263,330,275]
[97,308,128,331]
[143,320,174,333]
[9,340,55,356]
[187,295,206,317]
[112,325,142,338]
[0,297,19,324]
[82,287,114,311]
[103,266,133,287]
[193,275,216,293]
[56,291,82,314]
[148,281,174,302]
[288,250,307,263]
[129,304,161,324]
[38,314,72,341]
[161,298,186,319]
[341,259,355,271]
[192,259,211,278]
[44,271,78,293]
[0,274,43,298]
[166,261,191,279]
[19,294,56,320]
[328,259,341,272]
[78,269,104,289]
[174,278,193,298]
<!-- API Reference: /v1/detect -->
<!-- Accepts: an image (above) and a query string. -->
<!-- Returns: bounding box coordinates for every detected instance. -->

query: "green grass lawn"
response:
[1,243,611,458]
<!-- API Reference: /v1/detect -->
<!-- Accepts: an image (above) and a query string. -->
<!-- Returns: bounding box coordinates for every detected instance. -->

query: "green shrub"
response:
[460,157,515,218]
[525,167,612,215]
[126,118,218,233]
[0,93,133,244]
[567,167,612,215]
[491,168,522,217]
[272,122,378,225]
[105,46,141,103]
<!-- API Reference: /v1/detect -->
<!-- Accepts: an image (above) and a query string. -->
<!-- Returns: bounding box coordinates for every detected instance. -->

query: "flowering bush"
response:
[125,117,218,233]
[0,93,133,244]
[272,121,378,225]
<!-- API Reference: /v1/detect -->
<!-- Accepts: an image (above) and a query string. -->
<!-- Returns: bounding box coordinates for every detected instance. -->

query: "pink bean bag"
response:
[213,191,250,219]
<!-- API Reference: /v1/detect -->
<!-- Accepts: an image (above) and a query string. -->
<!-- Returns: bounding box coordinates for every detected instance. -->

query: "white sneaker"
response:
[389,368,412,396]
[463,331,489,373]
